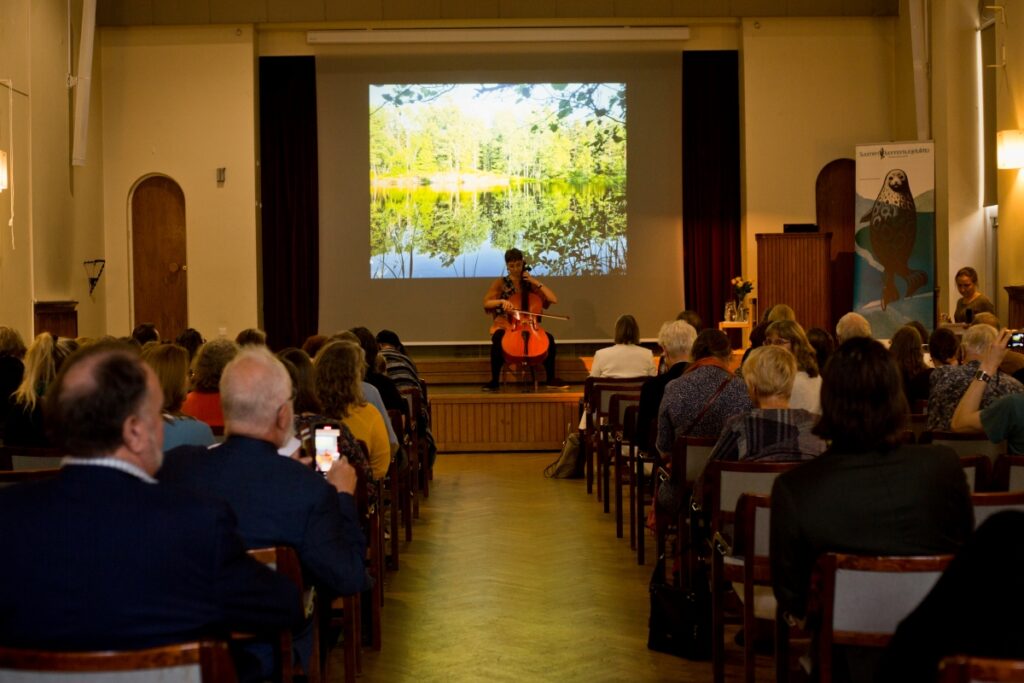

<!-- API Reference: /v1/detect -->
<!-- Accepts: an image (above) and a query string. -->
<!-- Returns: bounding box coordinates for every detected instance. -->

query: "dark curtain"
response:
[682,51,741,330]
[259,56,319,351]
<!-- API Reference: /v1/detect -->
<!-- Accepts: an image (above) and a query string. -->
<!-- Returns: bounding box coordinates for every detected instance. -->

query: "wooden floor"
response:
[349,453,775,682]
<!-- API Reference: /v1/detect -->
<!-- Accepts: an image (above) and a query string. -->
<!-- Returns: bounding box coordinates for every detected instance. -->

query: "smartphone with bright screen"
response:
[1009,331,1024,350]
[314,426,340,472]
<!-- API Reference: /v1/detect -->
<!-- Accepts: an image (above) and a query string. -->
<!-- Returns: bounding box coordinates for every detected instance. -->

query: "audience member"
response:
[277,347,368,477]
[5,333,77,446]
[160,346,367,675]
[0,343,301,668]
[951,329,1024,453]
[971,312,1024,382]
[315,341,392,479]
[376,329,438,467]
[928,327,960,366]
[771,337,973,683]
[141,343,214,450]
[0,326,27,437]
[656,329,752,456]
[590,314,656,378]
[927,324,1022,431]
[175,327,205,360]
[675,309,703,332]
[878,510,1024,682]
[706,345,826,465]
[835,311,872,343]
[350,326,407,417]
[130,322,160,346]
[302,334,328,359]
[329,331,401,453]
[889,325,931,407]
[765,320,821,414]
[636,320,696,453]
[235,327,267,347]
[181,337,238,428]
[765,304,796,323]
[805,327,835,375]
[953,266,995,323]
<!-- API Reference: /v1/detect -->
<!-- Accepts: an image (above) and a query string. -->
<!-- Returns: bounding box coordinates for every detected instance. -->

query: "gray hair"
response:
[961,323,998,357]
[836,312,872,343]
[658,320,697,358]
[220,346,291,430]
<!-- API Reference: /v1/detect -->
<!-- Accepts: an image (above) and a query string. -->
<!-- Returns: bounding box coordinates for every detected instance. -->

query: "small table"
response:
[718,321,752,350]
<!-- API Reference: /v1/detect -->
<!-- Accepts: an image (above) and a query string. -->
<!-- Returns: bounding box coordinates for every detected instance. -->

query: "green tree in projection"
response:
[369,82,627,278]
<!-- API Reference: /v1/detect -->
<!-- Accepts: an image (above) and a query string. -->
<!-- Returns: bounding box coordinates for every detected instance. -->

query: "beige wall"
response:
[100,25,259,340]
[740,17,897,296]
[0,0,107,339]
[996,2,1024,318]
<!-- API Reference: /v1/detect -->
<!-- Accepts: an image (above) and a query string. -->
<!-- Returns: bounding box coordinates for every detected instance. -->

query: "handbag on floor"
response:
[647,554,712,660]
[543,427,583,479]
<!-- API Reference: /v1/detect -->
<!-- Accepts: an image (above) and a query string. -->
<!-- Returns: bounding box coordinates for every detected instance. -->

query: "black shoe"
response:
[481,381,499,392]
[545,378,570,390]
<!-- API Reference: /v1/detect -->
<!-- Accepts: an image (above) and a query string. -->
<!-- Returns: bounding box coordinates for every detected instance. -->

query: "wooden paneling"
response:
[1007,286,1024,329]
[756,233,832,332]
[432,392,580,452]
[34,301,78,338]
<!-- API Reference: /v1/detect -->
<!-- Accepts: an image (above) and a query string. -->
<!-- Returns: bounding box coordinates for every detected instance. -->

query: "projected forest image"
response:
[369,83,627,279]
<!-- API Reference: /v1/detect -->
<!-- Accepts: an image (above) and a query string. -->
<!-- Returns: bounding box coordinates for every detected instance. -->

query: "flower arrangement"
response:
[731,276,753,305]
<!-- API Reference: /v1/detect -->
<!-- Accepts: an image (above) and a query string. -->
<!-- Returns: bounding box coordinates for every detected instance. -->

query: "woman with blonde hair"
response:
[765,319,822,414]
[314,341,391,479]
[141,343,214,450]
[5,333,78,446]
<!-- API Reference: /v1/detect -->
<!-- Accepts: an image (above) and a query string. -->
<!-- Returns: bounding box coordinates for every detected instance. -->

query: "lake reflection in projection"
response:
[369,179,626,279]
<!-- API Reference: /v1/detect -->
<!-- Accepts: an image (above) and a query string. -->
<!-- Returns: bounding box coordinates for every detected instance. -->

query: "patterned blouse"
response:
[927,360,1024,431]
[708,408,826,463]
[656,364,753,453]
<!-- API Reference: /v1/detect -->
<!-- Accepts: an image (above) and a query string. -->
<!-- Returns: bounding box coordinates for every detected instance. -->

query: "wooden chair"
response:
[605,392,641,539]
[635,417,658,566]
[971,491,1024,529]
[921,430,1006,463]
[0,468,60,487]
[399,385,427,510]
[706,463,800,683]
[0,641,237,681]
[246,545,320,683]
[714,493,773,683]
[998,454,1024,491]
[961,454,993,492]
[0,445,64,471]
[654,435,718,585]
[385,409,406,570]
[809,553,953,683]
[939,655,1024,682]
[580,376,649,496]
[907,412,929,443]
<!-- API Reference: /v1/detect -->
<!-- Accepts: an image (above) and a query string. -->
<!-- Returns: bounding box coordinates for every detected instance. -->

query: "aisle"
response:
[351,453,717,682]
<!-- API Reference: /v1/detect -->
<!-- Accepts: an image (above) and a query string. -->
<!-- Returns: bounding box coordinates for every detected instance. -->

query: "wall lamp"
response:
[0,149,7,192]
[997,129,1024,169]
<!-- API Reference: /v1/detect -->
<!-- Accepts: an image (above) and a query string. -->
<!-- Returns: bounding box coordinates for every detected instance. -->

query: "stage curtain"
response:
[682,51,741,330]
[259,56,320,350]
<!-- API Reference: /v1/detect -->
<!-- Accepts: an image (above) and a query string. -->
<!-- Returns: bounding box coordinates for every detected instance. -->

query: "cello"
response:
[501,276,549,367]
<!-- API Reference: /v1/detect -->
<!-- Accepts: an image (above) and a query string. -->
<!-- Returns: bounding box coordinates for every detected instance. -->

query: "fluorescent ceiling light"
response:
[308,26,690,45]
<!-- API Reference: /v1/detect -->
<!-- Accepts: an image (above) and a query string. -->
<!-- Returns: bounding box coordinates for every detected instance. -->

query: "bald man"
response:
[0,343,301,656]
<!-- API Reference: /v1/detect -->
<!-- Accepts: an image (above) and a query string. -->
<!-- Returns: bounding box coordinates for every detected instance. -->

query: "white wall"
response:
[740,17,897,296]
[100,25,259,340]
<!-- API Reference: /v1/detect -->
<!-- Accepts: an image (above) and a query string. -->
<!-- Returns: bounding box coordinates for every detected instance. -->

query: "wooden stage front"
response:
[429,384,582,453]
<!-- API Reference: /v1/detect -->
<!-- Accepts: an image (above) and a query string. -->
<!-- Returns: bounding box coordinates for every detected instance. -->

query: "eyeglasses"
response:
[765,338,792,347]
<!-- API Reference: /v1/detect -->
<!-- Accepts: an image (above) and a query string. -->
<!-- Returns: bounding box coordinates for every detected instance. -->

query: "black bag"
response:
[544,429,583,479]
[647,554,712,660]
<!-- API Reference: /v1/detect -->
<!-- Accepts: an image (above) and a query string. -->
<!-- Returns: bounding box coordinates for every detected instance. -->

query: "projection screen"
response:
[316,51,683,343]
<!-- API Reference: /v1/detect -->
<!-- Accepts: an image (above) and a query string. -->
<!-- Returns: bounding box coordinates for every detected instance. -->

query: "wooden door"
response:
[131,176,187,339]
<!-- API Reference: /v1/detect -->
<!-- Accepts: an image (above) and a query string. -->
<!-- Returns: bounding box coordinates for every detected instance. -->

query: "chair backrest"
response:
[813,552,952,679]
[670,435,720,485]
[0,446,64,471]
[0,641,237,682]
[0,468,60,488]
[907,412,929,443]
[734,493,772,562]
[939,655,1024,683]
[398,386,423,432]
[923,431,1006,463]
[606,393,641,443]
[583,377,649,425]
[246,546,307,683]
[960,454,993,492]
[971,491,1024,529]
[1003,455,1024,492]
[705,460,801,529]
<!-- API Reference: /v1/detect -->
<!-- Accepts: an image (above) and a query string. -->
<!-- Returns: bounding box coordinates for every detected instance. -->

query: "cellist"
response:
[482,248,568,391]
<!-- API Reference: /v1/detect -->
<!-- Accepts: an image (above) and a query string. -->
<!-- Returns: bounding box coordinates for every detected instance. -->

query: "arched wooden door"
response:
[131,176,188,339]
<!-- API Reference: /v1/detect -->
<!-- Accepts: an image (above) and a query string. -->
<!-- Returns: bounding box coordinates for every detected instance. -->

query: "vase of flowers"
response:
[731,276,753,321]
